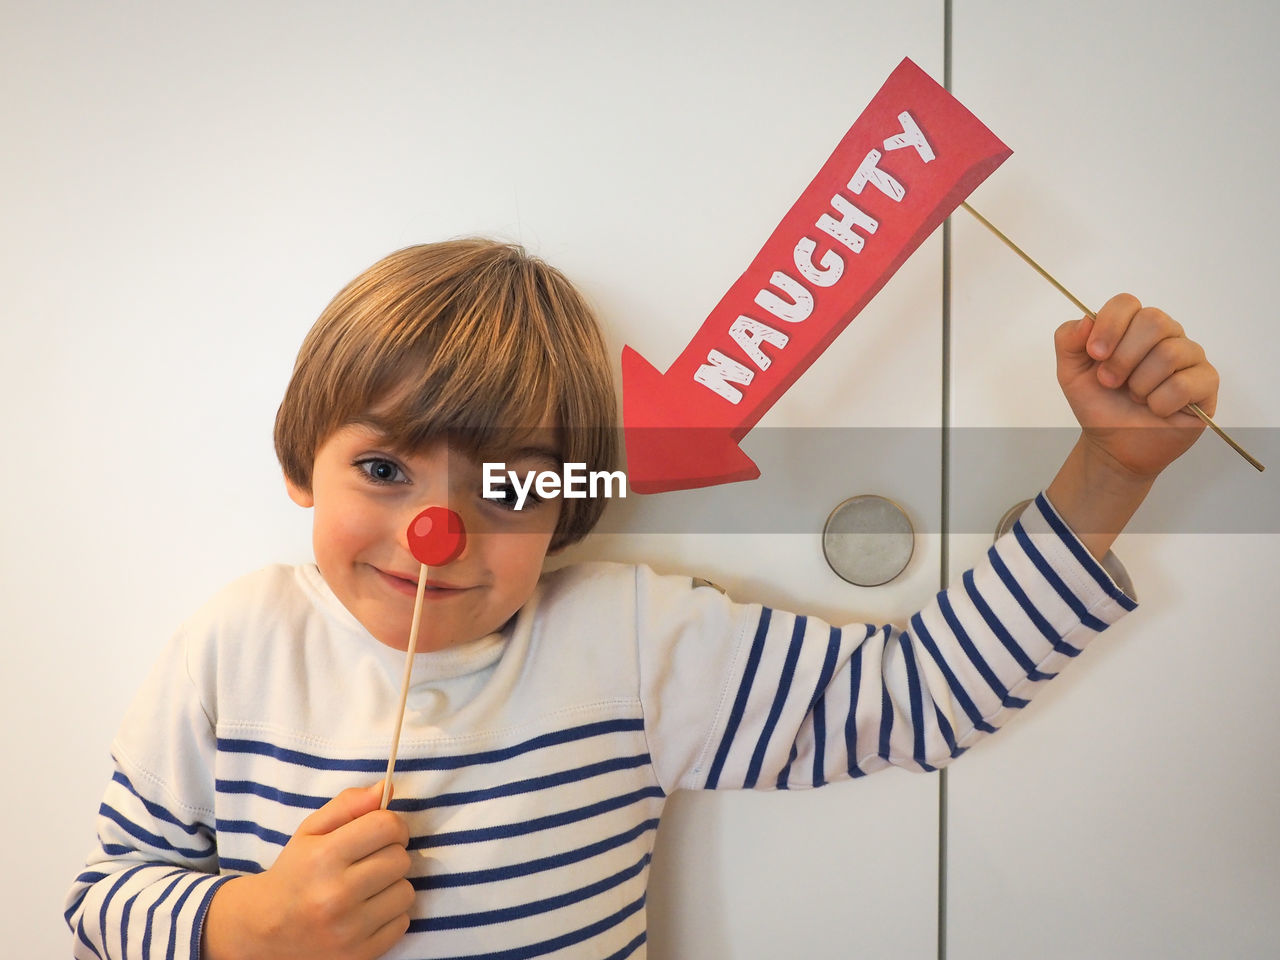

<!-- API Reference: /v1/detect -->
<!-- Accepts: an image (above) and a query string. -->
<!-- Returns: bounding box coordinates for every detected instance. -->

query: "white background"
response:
[3,2,1276,957]
[947,2,1280,957]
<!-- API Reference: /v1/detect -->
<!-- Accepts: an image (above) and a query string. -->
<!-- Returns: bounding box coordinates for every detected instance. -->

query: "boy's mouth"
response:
[374,566,471,599]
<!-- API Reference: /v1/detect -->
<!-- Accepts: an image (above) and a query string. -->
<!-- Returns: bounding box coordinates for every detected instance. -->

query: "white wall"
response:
[3,2,1275,957]
[947,2,1280,956]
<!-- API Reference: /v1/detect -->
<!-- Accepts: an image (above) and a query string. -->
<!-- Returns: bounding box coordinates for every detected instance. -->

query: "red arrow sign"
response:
[622,58,1011,494]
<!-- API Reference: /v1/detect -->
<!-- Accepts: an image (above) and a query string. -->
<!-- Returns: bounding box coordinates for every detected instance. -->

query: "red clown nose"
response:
[407,506,467,566]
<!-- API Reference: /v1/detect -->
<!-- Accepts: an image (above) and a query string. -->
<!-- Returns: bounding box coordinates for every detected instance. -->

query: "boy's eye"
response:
[483,479,543,511]
[355,457,408,485]
[489,482,518,508]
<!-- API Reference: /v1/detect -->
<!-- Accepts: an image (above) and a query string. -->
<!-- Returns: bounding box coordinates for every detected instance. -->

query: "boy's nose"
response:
[406,505,467,566]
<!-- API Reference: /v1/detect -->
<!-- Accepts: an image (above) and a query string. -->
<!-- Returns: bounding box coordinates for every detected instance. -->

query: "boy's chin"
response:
[372,622,476,653]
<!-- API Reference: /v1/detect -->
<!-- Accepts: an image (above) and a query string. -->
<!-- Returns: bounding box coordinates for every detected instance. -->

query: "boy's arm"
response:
[67,628,414,960]
[67,761,412,960]
[65,760,230,959]
[637,295,1215,791]
[64,630,229,959]
[636,491,1134,793]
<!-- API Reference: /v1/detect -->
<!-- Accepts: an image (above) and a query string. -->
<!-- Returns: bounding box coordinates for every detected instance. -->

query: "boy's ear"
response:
[285,475,315,508]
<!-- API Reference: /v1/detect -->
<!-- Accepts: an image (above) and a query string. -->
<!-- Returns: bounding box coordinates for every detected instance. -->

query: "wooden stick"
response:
[960,201,1264,472]
[960,202,1094,316]
[380,561,428,810]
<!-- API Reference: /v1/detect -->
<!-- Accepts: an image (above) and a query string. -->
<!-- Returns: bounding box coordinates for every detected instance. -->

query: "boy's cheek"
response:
[313,505,386,559]
[470,499,563,536]
[483,529,557,586]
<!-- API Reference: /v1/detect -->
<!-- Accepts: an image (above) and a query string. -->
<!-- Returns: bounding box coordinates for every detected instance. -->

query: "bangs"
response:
[357,349,560,465]
[343,247,565,460]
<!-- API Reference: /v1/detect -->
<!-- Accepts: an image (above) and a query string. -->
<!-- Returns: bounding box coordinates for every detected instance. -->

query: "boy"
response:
[66,238,1217,959]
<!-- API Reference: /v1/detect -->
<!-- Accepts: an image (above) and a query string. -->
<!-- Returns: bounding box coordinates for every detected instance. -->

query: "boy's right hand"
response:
[203,782,414,960]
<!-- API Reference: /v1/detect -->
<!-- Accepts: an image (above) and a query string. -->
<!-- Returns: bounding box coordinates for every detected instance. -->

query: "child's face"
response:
[286,420,561,652]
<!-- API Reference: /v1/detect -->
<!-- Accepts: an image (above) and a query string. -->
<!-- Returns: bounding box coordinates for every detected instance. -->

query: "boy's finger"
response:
[296,783,386,838]
[1086,292,1143,361]
[1124,337,1205,402]
[1054,316,1097,383]
[1054,314,1092,358]
[1146,362,1219,419]
[346,843,413,903]
[360,878,415,931]
[366,904,414,959]
[1097,307,1184,388]
[328,808,411,864]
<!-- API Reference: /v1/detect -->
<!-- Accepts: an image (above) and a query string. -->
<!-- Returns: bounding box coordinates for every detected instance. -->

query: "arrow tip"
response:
[621,345,761,494]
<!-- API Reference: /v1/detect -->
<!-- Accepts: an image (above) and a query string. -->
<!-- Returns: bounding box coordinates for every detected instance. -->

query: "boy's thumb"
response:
[1055,314,1094,362]
[296,782,387,836]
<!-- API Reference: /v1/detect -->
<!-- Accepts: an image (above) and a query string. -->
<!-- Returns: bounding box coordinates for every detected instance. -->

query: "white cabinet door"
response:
[554,6,949,956]
[10,2,950,957]
[948,2,1280,957]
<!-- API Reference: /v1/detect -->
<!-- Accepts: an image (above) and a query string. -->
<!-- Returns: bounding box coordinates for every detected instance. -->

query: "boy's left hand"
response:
[1054,293,1220,480]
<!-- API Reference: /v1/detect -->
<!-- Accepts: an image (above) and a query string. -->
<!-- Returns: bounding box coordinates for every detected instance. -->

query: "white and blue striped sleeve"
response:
[65,630,230,959]
[636,492,1137,794]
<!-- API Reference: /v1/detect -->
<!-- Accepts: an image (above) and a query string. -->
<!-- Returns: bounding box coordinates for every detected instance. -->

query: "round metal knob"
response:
[995,499,1035,541]
[822,495,915,587]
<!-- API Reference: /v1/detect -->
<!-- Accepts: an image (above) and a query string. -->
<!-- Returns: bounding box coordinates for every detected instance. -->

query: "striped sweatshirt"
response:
[66,492,1136,959]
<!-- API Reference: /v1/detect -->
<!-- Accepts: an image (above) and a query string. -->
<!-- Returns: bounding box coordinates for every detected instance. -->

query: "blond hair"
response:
[274,239,618,549]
